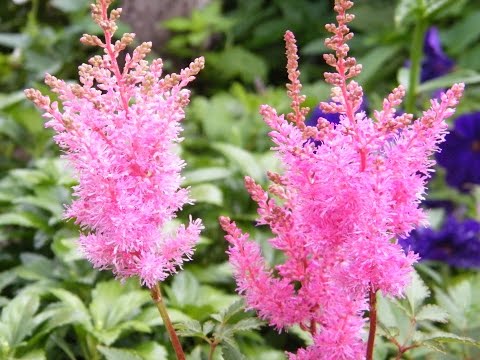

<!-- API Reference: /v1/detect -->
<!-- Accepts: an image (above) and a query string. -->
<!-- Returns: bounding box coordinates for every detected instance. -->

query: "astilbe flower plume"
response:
[25,0,204,288]
[220,1,464,359]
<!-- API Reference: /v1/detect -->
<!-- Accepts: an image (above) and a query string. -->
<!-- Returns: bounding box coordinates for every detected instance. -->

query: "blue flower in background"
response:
[436,112,480,192]
[421,27,455,82]
[305,97,368,127]
[400,216,480,268]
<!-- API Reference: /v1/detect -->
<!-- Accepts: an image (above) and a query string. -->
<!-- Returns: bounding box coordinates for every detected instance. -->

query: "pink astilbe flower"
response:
[220,0,464,359]
[25,0,204,288]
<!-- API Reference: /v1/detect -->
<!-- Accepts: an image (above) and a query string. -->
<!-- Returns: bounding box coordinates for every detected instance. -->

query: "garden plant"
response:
[1,0,480,359]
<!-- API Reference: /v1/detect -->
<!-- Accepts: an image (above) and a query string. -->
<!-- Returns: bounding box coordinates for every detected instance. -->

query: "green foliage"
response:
[376,271,480,358]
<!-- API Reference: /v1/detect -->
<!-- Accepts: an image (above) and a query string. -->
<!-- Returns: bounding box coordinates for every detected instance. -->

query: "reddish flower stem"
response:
[366,286,378,360]
[150,283,185,360]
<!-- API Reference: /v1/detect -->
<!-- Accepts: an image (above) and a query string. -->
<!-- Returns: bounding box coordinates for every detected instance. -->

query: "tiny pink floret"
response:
[220,0,463,358]
[25,0,204,288]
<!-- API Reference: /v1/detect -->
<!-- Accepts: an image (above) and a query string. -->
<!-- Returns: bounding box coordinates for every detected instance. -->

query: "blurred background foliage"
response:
[1,0,480,359]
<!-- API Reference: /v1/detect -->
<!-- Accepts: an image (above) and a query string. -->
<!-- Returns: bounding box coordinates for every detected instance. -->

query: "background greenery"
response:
[1,0,480,359]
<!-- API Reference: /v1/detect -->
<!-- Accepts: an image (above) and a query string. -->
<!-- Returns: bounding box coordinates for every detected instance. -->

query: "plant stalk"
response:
[405,17,427,114]
[366,286,378,360]
[150,283,186,360]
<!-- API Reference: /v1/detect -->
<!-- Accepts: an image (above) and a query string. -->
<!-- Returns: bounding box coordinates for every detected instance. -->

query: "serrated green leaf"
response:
[415,304,448,323]
[221,342,246,360]
[212,299,244,323]
[405,271,430,315]
[174,319,205,339]
[228,318,264,333]
[421,332,480,347]
[97,346,143,360]
[202,321,215,336]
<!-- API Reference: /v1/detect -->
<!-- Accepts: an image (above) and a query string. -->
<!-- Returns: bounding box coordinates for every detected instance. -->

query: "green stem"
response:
[150,283,186,360]
[405,17,427,114]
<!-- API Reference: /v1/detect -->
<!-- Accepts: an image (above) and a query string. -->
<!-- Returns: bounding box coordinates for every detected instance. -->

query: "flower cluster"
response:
[437,112,480,191]
[25,0,204,288]
[400,215,480,268]
[421,27,455,83]
[220,1,464,358]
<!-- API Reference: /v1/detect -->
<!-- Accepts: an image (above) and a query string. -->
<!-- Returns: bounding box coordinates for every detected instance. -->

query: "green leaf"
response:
[49,288,92,331]
[395,0,422,27]
[97,346,143,360]
[190,184,223,206]
[221,342,246,360]
[202,321,215,336]
[415,304,448,323]
[211,142,264,182]
[435,279,477,331]
[207,47,267,83]
[174,319,205,339]
[0,91,27,109]
[404,271,430,315]
[443,10,480,55]
[356,46,400,86]
[0,33,28,49]
[421,332,480,347]
[228,318,263,333]
[418,70,480,93]
[15,349,46,360]
[0,271,16,293]
[211,299,244,323]
[15,254,55,281]
[168,272,200,308]
[424,0,460,17]
[0,292,41,348]
[183,167,233,186]
[89,281,150,331]
[0,213,44,228]
[134,342,168,360]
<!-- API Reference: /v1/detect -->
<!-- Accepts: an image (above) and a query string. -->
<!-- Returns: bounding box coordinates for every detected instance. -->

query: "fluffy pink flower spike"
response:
[25,0,204,288]
[220,0,463,359]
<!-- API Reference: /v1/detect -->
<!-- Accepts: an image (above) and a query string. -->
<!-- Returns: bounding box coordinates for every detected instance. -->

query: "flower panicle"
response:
[221,0,464,358]
[25,0,204,288]
[284,31,310,127]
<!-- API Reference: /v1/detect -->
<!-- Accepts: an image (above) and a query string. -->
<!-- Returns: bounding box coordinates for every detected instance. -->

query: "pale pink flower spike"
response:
[220,0,463,359]
[25,0,204,288]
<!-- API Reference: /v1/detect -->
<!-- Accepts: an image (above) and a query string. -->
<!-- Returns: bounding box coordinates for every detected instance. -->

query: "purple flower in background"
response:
[421,27,455,82]
[305,97,368,127]
[400,216,480,268]
[436,112,480,192]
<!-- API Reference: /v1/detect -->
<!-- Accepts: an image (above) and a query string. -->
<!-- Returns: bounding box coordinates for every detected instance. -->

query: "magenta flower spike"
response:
[25,0,204,289]
[220,1,464,359]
